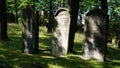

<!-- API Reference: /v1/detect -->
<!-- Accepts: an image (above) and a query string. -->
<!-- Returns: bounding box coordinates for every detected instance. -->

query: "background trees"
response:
[108,0,120,35]
[6,0,120,32]
[0,0,119,59]
[0,0,120,67]
[4,0,120,51]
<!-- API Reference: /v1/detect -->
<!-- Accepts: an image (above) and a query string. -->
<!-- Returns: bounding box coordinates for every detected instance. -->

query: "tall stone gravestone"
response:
[82,9,108,61]
[22,5,39,54]
[52,8,70,57]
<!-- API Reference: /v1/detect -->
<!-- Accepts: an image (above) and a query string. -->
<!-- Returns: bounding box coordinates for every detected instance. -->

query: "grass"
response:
[0,23,120,68]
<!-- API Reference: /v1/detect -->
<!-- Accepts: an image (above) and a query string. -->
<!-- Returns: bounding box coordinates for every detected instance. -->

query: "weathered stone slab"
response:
[52,8,70,57]
[22,5,39,54]
[82,9,108,62]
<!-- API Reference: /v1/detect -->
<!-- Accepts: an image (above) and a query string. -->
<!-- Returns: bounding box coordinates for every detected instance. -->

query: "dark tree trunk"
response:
[22,5,39,54]
[14,0,18,23]
[100,0,108,13]
[47,0,53,33]
[0,0,8,40]
[68,0,79,53]
[100,0,109,59]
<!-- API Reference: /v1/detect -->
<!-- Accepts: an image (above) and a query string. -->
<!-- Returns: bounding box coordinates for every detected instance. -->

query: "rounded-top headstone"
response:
[52,8,70,57]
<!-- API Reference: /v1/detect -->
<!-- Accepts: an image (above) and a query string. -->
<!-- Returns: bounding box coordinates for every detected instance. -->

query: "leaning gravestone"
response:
[52,8,70,57]
[82,9,108,62]
[22,5,39,54]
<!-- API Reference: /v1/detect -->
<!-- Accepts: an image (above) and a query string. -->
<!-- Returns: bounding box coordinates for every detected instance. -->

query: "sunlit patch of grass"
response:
[74,32,84,43]
[72,32,84,54]
[39,26,52,50]
[8,23,22,36]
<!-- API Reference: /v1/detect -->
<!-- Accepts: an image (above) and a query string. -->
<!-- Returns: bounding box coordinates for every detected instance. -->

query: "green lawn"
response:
[0,23,120,68]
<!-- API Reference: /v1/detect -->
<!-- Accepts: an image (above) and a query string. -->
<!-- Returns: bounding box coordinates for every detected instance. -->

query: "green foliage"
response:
[80,0,100,13]
[115,7,120,15]
[6,0,120,34]
[19,0,31,9]
[77,0,120,34]
[6,0,14,13]
[7,0,35,23]
[108,0,120,35]
[6,0,68,23]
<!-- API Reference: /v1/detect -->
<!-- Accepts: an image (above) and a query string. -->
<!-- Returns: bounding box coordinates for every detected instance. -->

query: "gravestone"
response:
[52,8,70,57]
[82,9,108,61]
[22,5,39,54]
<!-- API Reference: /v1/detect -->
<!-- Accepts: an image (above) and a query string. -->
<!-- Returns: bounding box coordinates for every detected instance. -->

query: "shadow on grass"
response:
[0,24,120,68]
[0,36,49,68]
[39,37,52,49]
[1,38,120,68]
[0,37,22,51]
[107,46,120,60]
[0,41,92,68]
[39,37,120,68]
[73,42,83,54]
[0,36,103,68]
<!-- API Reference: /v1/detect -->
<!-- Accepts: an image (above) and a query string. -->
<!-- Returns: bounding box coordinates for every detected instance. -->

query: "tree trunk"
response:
[14,0,18,23]
[82,9,108,62]
[22,5,39,54]
[68,0,79,53]
[0,0,8,40]
[100,0,108,59]
[100,0,108,13]
[47,0,53,33]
